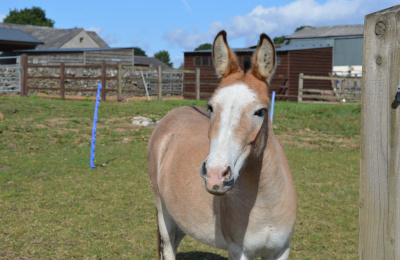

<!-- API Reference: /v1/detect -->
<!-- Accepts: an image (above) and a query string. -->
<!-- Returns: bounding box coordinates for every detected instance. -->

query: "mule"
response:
[147,30,297,260]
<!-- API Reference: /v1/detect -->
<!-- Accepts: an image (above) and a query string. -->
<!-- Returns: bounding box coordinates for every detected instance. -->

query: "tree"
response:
[194,43,212,51]
[273,26,310,45]
[295,25,310,32]
[4,6,55,27]
[154,50,173,67]
[133,47,147,57]
[273,36,285,45]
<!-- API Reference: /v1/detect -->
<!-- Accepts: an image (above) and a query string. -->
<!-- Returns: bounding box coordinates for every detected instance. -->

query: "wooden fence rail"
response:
[298,73,362,104]
[19,54,213,101]
[21,58,118,101]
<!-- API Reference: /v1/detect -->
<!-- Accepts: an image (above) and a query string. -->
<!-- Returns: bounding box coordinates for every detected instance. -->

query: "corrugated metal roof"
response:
[0,27,43,44]
[286,24,364,39]
[184,45,332,54]
[0,23,109,49]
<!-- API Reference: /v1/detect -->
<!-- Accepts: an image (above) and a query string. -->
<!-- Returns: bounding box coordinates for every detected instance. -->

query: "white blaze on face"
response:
[207,83,257,179]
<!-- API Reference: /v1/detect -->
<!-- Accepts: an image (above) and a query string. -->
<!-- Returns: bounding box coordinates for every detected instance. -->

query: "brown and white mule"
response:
[147,31,297,260]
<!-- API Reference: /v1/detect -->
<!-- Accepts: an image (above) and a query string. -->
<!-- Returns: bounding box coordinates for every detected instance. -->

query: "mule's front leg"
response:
[157,208,185,260]
[228,243,252,260]
[261,245,290,260]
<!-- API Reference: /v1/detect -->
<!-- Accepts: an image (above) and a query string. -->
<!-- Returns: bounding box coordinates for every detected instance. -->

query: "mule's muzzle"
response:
[200,162,234,196]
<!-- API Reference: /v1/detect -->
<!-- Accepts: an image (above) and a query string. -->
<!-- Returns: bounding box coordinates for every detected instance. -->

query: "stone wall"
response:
[0,64,184,98]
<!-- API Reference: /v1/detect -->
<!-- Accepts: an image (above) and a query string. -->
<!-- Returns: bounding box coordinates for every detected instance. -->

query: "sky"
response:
[0,0,397,68]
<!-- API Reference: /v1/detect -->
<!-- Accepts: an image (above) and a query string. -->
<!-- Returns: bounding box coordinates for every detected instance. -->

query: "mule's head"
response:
[200,30,276,196]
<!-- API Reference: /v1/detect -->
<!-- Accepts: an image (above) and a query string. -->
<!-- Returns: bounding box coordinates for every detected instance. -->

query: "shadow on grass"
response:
[177,252,227,260]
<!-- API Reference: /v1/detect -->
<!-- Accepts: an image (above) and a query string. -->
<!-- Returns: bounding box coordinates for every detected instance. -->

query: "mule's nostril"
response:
[222,166,231,178]
[213,185,220,190]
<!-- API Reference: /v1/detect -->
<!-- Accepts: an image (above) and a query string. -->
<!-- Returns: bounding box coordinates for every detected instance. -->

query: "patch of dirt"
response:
[45,118,71,127]
[0,165,11,171]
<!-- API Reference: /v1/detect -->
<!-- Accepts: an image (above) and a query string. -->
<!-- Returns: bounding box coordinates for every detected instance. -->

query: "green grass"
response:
[0,96,360,259]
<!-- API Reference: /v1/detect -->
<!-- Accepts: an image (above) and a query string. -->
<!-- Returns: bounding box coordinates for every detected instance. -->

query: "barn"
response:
[284,24,363,76]
[184,45,333,101]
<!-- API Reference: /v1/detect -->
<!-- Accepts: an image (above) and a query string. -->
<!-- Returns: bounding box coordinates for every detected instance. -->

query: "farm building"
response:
[184,45,333,101]
[12,48,170,68]
[0,23,109,51]
[284,24,363,76]
[0,27,43,52]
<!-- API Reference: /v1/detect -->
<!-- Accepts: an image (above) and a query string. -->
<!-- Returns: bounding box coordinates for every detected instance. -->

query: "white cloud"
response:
[163,21,224,50]
[0,13,6,22]
[181,0,192,12]
[103,35,118,45]
[86,26,119,46]
[164,0,381,50]
[86,26,103,34]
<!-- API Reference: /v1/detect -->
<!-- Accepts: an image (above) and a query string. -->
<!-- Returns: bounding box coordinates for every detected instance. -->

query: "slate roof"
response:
[0,27,43,44]
[134,56,171,69]
[0,23,109,49]
[86,31,109,48]
[286,24,364,39]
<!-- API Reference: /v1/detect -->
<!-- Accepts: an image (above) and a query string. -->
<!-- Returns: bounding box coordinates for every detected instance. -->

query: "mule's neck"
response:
[235,115,283,195]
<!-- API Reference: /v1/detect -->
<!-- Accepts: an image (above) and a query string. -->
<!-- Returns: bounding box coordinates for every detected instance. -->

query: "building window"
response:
[194,56,212,66]
[202,57,209,66]
[80,37,84,43]
[194,57,201,66]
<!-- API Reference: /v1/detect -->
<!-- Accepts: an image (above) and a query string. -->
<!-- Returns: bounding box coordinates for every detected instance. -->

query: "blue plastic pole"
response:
[90,82,102,168]
[270,91,275,124]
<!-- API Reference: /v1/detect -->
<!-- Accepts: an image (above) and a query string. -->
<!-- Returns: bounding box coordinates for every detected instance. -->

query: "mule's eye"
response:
[254,108,267,117]
[207,104,214,113]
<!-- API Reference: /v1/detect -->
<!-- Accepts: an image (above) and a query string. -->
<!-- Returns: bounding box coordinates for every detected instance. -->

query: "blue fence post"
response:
[90,82,102,168]
[270,91,276,124]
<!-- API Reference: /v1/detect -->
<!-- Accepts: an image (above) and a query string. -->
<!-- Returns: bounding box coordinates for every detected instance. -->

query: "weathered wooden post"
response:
[60,62,65,99]
[360,5,400,259]
[297,73,304,102]
[101,61,106,101]
[158,65,162,100]
[20,54,28,97]
[118,62,122,99]
[195,68,200,100]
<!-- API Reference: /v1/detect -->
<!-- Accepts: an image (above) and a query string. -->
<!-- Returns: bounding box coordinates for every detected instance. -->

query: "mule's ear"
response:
[250,33,276,84]
[212,30,241,78]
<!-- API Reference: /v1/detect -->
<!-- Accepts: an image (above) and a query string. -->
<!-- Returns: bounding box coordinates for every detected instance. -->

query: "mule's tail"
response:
[157,212,164,259]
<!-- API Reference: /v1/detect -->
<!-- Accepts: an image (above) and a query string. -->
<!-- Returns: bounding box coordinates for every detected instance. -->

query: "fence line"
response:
[17,54,217,101]
[298,73,362,104]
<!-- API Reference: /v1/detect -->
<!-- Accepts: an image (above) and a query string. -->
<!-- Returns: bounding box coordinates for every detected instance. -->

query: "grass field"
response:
[0,96,360,259]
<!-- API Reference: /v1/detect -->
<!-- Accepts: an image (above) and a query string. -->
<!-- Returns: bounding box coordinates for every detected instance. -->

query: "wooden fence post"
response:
[20,54,28,97]
[297,73,304,103]
[158,65,162,100]
[101,61,106,101]
[360,5,400,259]
[118,62,122,99]
[60,63,65,99]
[196,68,200,100]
